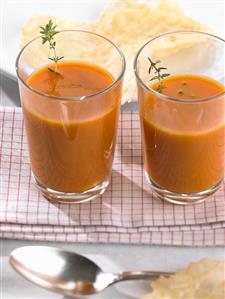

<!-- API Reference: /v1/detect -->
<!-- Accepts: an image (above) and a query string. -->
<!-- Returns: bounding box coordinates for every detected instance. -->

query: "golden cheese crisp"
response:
[142,259,225,299]
[20,0,211,104]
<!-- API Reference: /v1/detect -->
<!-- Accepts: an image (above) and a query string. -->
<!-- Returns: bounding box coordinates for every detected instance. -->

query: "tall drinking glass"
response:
[134,31,225,204]
[16,30,125,203]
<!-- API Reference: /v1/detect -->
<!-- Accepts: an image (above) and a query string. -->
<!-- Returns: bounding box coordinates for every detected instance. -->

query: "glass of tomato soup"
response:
[16,30,125,203]
[134,31,225,204]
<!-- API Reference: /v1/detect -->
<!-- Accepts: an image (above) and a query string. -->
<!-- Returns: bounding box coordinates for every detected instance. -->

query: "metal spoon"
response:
[10,246,173,297]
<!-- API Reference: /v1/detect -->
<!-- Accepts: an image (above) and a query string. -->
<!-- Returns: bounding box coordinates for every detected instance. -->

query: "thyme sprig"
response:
[148,57,170,93]
[40,20,64,74]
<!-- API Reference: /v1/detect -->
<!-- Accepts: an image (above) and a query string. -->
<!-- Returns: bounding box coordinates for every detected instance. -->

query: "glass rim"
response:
[133,30,225,103]
[16,29,126,101]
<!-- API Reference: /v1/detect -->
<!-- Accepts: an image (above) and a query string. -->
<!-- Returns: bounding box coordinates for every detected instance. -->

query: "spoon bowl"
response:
[10,246,173,297]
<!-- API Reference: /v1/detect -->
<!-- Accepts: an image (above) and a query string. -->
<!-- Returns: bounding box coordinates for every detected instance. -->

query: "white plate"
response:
[1,0,224,81]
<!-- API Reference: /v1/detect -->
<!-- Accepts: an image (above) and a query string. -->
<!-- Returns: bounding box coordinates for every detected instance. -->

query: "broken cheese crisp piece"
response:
[21,15,94,47]
[142,259,225,299]
[20,0,211,104]
[96,0,211,103]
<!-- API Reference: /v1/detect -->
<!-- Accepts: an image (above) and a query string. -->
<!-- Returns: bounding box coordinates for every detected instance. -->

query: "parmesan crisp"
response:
[21,0,211,104]
[142,259,225,299]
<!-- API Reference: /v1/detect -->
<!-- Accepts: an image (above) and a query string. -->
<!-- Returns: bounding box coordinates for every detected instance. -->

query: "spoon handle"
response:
[115,271,173,282]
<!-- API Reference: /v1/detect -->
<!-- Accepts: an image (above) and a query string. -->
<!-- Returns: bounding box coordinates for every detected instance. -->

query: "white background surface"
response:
[2,240,224,299]
[1,1,225,299]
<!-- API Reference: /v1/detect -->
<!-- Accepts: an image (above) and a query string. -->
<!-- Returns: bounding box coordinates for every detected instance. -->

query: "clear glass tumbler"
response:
[134,31,225,204]
[16,30,125,203]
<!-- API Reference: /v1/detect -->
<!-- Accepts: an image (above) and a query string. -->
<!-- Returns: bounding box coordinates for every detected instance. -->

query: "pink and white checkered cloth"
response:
[1,107,225,246]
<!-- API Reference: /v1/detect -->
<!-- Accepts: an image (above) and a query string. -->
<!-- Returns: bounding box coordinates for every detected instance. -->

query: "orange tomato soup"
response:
[140,74,225,194]
[22,61,120,193]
